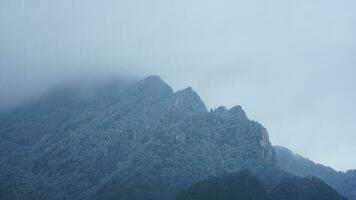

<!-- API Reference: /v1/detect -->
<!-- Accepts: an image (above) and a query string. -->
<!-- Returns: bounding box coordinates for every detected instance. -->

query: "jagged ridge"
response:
[0,75,275,200]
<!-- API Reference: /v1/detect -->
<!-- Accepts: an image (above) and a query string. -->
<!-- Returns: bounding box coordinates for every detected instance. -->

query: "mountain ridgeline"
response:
[177,170,347,200]
[0,75,353,200]
[275,146,356,200]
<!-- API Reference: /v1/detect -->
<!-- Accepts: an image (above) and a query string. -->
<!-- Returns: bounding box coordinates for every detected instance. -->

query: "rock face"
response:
[275,146,356,200]
[0,75,276,200]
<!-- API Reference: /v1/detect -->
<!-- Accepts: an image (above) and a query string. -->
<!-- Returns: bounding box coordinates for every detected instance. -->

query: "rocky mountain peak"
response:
[126,75,174,102]
[137,75,172,91]
[210,105,248,121]
[172,87,207,116]
[228,105,248,119]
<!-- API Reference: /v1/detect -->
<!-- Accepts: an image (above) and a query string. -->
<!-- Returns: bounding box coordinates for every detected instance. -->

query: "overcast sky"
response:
[1,0,355,171]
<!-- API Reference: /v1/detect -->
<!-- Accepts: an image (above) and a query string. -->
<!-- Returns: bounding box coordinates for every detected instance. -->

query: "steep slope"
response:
[0,75,276,200]
[270,176,347,200]
[275,146,356,200]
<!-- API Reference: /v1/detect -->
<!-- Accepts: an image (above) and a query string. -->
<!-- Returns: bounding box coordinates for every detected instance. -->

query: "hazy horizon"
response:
[1,0,356,171]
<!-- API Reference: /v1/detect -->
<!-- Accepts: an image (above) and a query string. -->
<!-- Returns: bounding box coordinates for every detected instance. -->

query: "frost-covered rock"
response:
[0,75,275,200]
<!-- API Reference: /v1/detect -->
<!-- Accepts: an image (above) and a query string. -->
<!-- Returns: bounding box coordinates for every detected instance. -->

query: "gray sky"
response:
[0,0,355,171]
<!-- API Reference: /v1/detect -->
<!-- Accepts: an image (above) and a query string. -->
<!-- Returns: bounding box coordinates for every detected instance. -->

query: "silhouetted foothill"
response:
[177,171,347,200]
[275,145,356,200]
[176,170,270,200]
[270,176,347,200]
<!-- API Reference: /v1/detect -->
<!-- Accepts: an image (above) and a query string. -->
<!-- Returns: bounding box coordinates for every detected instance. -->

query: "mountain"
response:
[1,75,353,200]
[0,75,276,200]
[275,146,356,200]
[270,176,347,200]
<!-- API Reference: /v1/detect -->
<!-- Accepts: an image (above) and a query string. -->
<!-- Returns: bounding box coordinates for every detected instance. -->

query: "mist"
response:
[1,0,356,171]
